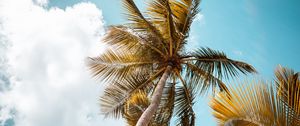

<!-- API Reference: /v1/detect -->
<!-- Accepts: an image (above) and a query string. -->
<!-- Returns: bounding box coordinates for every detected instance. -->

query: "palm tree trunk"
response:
[136,66,172,126]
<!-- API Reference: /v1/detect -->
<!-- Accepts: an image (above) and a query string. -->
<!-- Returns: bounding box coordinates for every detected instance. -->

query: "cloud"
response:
[0,0,124,126]
[33,0,48,6]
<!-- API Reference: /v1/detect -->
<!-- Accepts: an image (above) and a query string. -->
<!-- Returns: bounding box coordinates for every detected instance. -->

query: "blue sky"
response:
[49,0,300,125]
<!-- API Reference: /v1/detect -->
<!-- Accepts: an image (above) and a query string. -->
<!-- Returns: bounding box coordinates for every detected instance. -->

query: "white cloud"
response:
[33,0,48,6]
[0,0,124,126]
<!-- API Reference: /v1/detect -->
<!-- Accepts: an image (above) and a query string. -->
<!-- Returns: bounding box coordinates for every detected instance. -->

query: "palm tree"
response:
[210,66,300,126]
[87,0,256,125]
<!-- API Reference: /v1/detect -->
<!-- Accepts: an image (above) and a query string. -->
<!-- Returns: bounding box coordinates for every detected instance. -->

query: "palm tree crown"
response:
[87,0,256,125]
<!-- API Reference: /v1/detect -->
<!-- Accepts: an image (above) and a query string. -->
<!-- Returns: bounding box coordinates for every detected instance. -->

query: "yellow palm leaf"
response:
[210,66,300,126]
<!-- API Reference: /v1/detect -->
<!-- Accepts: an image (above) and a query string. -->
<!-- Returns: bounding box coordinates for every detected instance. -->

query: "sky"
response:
[0,0,299,126]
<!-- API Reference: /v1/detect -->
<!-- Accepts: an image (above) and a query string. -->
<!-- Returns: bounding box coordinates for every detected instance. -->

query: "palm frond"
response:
[100,68,165,118]
[147,0,178,51]
[171,0,201,52]
[171,0,200,36]
[174,71,196,126]
[152,77,176,125]
[124,90,150,126]
[210,81,300,126]
[275,65,300,114]
[87,48,155,83]
[165,0,177,55]
[122,0,163,40]
[103,26,140,50]
[123,0,171,55]
[104,25,167,58]
[186,47,256,79]
[185,63,230,95]
[124,81,175,126]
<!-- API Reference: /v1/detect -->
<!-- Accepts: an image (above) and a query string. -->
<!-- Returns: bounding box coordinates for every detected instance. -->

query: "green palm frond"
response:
[186,47,256,79]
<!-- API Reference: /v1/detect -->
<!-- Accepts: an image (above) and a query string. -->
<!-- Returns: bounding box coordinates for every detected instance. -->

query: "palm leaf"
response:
[123,0,170,54]
[210,81,300,126]
[185,62,230,95]
[124,90,150,126]
[122,0,164,41]
[103,25,143,50]
[104,25,167,58]
[151,77,176,125]
[147,0,178,51]
[100,68,165,118]
[87,48,155,83]
[175,86,196,126]
[171,0,200,35]
[186,47,256,79]
[275,65,300,114]
[174,71,196,126]
[124,85,175,126]
[170,0,201,52]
